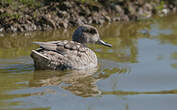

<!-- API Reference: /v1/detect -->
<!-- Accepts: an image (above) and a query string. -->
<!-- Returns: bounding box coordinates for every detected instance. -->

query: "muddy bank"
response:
[0,0,177,33]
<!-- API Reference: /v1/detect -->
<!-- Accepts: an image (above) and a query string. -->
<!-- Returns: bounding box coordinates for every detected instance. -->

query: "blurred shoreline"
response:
[0,0,176,33]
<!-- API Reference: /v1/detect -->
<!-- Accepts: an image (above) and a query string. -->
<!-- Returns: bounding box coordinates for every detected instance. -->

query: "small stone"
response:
[143,3,153,11]
[114,5,123,13]
[0,28,4,32]
[113,17,120,21]
[0,9,4,13]
[18,26,24,32]
[162,9,169,15]
[0,34,4,37]
[59,21,68,29]
[121,15,129,21]
[104,16,111,22]
[10,26,17,32]
[42,15,56,29]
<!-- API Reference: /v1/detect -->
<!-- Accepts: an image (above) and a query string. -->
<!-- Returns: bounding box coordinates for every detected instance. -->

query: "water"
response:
[0,14,177,110]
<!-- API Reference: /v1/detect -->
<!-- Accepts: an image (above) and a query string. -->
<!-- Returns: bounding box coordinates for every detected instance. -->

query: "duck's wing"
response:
[33,41,68,55]
[32,41,97,70]
[33,42,58,51]
[33,41,86,52]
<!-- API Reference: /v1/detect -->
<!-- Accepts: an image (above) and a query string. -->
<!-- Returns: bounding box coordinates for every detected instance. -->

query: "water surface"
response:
[0,14,177,110]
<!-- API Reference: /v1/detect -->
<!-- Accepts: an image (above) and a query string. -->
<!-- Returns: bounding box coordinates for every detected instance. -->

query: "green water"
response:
[0,14,177,110]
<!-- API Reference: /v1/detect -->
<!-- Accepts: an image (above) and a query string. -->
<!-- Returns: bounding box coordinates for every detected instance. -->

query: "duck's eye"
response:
[90,29,97,34]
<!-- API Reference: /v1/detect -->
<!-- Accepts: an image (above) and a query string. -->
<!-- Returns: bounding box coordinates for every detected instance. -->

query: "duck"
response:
[31,24,112,70]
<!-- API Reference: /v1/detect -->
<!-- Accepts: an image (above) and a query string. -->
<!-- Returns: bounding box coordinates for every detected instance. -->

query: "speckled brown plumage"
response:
[31,25,111,70]
[31,40,97,70]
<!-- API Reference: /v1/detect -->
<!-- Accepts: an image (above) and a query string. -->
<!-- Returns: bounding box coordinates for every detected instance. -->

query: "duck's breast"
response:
[58,41,98,69]
[31,40,98,70]
[64,46,98,69]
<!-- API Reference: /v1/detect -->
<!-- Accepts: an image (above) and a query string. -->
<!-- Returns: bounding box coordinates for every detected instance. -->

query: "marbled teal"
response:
[31,24,112,70]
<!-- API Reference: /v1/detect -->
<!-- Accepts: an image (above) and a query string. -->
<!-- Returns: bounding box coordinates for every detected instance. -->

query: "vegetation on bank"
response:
[1,0,177,6]
[0,0,177,33]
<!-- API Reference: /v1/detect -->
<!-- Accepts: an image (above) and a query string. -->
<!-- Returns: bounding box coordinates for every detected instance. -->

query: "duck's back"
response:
[31,40,98,70]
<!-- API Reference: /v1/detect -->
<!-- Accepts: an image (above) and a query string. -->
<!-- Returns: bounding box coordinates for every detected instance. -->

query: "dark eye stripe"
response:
[90,29,97,34]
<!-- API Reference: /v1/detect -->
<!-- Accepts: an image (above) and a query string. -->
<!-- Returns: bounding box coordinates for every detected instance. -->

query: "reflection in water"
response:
[0,30,73,58]
[29,67,101,97]
[171,52,177,69]
[102,89,177,96]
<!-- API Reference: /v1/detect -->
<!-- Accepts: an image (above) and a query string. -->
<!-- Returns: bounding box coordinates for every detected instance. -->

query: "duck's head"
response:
[72,25,112,47]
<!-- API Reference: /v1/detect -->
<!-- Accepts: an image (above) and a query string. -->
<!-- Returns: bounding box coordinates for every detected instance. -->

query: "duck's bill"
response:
[97,40,112,47]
